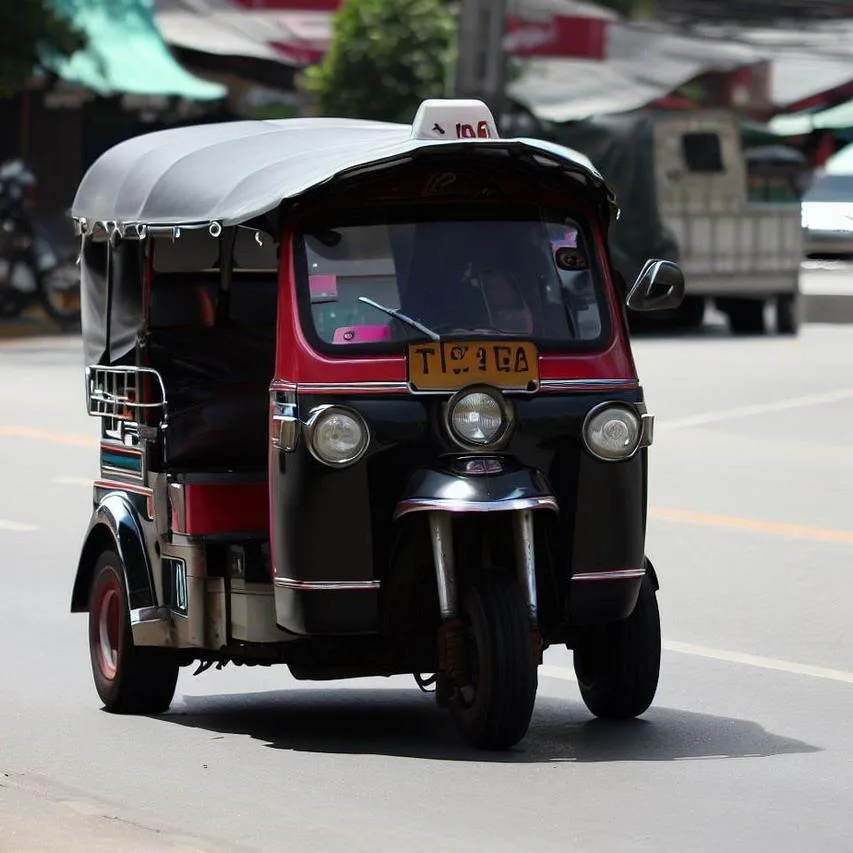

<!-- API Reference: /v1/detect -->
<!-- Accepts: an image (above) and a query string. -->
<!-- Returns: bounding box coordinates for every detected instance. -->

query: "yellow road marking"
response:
[651,507,853,545]
[0,425,98,448]
[2,424,853,547]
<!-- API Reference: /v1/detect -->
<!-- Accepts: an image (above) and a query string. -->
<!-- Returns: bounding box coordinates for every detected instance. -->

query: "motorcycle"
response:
[0,159,80,326]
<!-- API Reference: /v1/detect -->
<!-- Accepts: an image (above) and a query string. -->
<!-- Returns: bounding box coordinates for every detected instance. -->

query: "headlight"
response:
[583,403,641,461]
[306,406,369,467]
[446,386,512,449]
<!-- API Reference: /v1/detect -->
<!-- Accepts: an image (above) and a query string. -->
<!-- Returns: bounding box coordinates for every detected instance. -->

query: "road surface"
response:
[0,326,851,852]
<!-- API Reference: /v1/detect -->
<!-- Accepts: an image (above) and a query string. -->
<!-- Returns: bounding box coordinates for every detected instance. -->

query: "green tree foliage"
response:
[0,0,84,94]
[304,0,456,123]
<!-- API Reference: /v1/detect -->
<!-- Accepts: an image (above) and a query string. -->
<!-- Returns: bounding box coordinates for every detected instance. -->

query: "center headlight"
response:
[447,388,509,448]
[307,406,369,467]
[583,403,641,461]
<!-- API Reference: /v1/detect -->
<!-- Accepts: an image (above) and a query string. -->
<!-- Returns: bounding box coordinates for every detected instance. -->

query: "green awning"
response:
[769,99,853,137]
[45,0,225,101]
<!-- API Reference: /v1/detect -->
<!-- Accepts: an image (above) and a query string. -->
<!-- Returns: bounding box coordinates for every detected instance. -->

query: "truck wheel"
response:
[450,573,538,749]
[573,576,660,719]
[675,296,705,330]
[88,551,178,714]
[723,298,767,335]
[776,294,799,335]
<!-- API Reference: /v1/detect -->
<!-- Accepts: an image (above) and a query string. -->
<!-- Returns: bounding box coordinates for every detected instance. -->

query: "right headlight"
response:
[582,403,642,461]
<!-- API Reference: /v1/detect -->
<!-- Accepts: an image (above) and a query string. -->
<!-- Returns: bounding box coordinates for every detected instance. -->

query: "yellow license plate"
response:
[407,341,539,391]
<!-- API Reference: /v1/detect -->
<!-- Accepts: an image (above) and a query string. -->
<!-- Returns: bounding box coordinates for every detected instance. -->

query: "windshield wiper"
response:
[357,297,440,341]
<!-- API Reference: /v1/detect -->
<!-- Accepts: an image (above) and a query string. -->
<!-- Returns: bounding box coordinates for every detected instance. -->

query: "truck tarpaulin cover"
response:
[549,112,679,285]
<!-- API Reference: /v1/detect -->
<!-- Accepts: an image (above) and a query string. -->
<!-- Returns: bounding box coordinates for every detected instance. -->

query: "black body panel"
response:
[271,388,648,637]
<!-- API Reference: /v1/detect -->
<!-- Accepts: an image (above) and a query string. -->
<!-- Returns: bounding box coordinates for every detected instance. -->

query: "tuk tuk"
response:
[70,99,684,750]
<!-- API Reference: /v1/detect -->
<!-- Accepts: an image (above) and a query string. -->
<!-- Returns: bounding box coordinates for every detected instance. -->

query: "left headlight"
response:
[306,406,370,467]
[583,403,642,461]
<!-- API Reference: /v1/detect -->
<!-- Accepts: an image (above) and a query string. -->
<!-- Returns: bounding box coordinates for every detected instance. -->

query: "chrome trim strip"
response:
[571,568,646,582]
[299,381,409,394]
[278,379,639,395]
[540,378,639,392]
[274,577,381,592]
[393,495,558,521]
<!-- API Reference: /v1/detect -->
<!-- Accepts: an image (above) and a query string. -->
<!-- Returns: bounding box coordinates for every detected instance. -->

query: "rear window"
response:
[149,228,278,328]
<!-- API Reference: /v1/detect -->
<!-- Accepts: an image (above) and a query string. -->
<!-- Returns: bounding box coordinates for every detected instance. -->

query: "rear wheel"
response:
[721,298,767,335]
[449,573,538,750]
[572,576,660,719]
[776,294,799,335]
[88,551,178,714]
[675,296,705,330]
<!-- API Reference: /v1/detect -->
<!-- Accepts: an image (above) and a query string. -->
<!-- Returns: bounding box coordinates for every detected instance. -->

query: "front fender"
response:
[393,457,558,520]
[70,493,156,613]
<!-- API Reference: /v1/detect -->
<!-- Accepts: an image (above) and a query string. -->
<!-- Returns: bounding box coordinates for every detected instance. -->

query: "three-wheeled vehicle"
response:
[71,99,685,750]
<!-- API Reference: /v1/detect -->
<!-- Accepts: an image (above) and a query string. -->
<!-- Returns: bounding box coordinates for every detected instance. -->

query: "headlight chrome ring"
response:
[444,385,514,451]
[582,402,643,462]
[305,405,370,468]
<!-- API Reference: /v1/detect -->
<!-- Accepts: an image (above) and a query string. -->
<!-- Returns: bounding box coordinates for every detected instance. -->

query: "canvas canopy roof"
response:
[71,108,613,237]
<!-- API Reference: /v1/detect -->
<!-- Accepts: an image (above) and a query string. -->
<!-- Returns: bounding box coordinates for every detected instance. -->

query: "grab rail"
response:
[85,365,167,424]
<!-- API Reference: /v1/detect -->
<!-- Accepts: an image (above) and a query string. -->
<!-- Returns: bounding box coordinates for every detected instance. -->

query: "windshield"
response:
[804,174,853,203]
[297,208,609,351]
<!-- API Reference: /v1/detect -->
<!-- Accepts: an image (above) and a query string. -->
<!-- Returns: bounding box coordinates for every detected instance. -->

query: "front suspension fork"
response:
[427,508,543,688]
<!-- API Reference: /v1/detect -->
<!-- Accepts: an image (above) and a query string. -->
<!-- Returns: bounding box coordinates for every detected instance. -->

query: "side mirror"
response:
[626,259,685,312]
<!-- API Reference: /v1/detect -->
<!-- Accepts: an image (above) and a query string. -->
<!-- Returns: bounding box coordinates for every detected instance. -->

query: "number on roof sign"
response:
[410,99,500,142]
[456,121,491,139]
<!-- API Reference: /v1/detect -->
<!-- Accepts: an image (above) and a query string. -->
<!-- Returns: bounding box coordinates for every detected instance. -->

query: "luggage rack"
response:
[85,365,166,437]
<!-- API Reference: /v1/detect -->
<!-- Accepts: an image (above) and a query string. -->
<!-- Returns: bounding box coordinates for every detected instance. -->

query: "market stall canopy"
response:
[153,0,328,66]
[46,0,225,100]
[509,22,762,122]
[769,99,853,136]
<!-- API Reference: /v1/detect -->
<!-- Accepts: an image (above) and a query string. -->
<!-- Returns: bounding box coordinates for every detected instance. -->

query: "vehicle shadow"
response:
[159,688,820,764]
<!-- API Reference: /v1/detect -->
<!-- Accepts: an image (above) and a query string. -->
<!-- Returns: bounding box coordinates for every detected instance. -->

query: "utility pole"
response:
[453,0,509,122]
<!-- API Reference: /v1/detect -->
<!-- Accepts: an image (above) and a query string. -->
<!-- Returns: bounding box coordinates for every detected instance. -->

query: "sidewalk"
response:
[800,260,853,324]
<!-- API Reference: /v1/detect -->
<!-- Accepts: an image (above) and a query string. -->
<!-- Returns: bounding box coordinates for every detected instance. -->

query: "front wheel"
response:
[88,551,179,714]
[449,572,538,750]
[572,575,661,719]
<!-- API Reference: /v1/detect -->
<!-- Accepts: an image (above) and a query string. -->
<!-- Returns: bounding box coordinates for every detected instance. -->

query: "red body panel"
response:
[173,483,270,536]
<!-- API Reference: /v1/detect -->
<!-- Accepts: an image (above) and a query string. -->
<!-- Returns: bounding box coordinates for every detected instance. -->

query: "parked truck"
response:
[551,110,805,335]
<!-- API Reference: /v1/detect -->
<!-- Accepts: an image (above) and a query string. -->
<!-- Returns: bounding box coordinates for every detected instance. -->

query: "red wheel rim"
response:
[94,579,121,680]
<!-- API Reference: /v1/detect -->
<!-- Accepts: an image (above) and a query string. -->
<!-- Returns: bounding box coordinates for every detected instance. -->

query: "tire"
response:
[573,576,661,720]
[449,572,538,750]
[88,551,178,714]
[39,263,81,326]
[675,296,705,330]
[723,298,767,335]
[776,294,799,336]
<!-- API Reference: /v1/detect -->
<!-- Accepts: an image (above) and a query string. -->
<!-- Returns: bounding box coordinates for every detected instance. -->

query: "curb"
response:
[803,293,853,325]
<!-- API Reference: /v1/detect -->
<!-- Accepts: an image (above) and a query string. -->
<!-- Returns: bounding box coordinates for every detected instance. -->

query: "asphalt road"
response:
[1,325,852,852]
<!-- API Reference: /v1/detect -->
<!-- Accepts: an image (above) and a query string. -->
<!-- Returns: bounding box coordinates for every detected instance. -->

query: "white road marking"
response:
[659,388,853,430]
[663,640,853,685]
[0,518,38,532]
[540,642,853,686]
[53,475,92,487]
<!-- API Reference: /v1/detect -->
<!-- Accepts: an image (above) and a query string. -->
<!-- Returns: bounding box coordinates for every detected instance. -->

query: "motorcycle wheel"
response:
[39,262,81,326]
